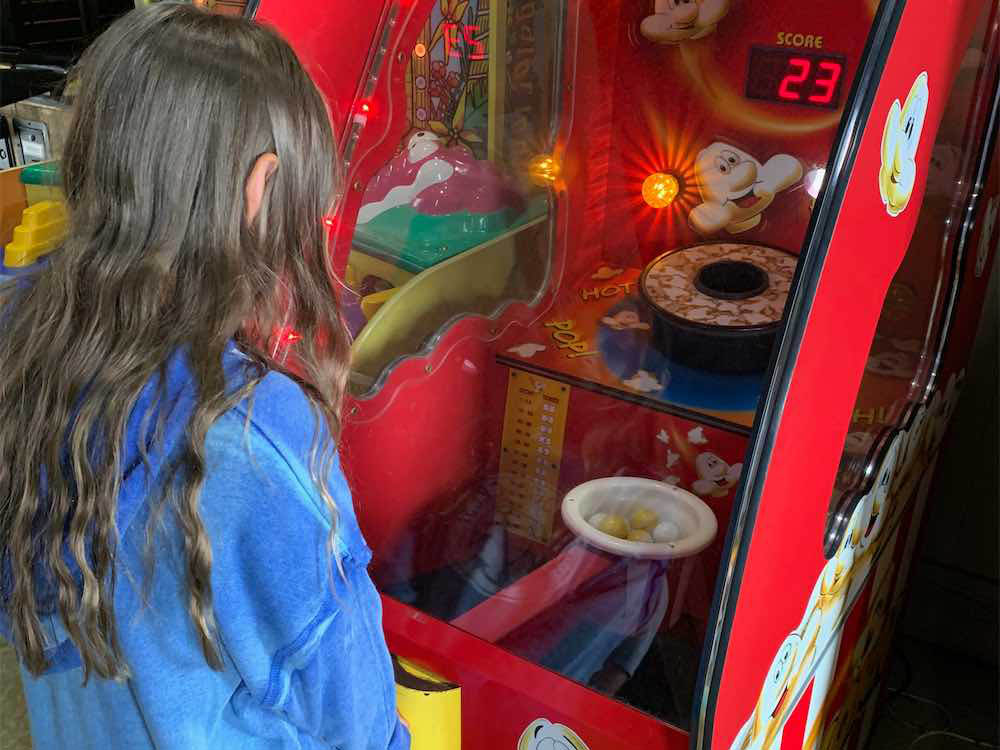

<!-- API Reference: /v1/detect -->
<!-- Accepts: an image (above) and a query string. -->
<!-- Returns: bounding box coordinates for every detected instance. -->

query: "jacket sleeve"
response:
[200,380,408,750]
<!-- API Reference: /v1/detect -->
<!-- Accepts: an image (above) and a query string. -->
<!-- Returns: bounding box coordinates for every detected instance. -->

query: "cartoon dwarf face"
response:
[692,452,742,497]
[518,719,590,750]
[690,143,803,235]
[640,0,730,44]
[758,633,800,731]
[879,72,930,217]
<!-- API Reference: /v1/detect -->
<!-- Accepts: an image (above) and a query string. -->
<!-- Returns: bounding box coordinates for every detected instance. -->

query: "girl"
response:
[0,5,408,749]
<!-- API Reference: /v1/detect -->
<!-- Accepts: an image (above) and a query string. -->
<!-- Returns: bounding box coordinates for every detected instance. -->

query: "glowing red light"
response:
[360,102,371,114]
[276,327,302,347]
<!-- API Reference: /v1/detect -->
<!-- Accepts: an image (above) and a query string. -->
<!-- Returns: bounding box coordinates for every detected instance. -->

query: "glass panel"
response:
[829,1,998,537]
[343,0,878,729]
[343,0,561,393]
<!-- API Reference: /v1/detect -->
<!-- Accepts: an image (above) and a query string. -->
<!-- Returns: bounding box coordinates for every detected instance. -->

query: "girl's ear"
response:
[245,153,279,223]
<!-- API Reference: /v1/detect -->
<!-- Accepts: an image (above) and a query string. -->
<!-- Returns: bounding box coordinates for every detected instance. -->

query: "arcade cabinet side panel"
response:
[699,2,987,750]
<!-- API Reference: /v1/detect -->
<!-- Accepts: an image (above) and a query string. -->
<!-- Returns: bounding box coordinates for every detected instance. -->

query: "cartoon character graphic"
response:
[917,390,943,458]
[848,434,900,598]
[689,143,803,235]
[734,432,902,750]
[879,72,930,217]
[865,349,914,378]
[639,0,730,44]
[692,451,742,497]
[804,434,900,748]
[974,195,997,278]
[732,606,822,750]
[601,309,651,331]
[898,402,928,480]
[517,719,590,750]
[357,130,523,224]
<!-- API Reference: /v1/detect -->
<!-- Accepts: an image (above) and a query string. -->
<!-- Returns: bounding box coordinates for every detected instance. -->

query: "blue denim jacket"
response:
[0,347,409,750]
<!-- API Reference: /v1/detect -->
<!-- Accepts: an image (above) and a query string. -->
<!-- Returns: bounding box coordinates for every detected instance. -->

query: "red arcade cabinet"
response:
[245,0,998,748]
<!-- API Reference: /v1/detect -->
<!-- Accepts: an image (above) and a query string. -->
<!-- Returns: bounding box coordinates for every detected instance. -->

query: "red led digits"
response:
[443,23,486,60]
[746,46,847,109]
[808,61,843,104]
[778,58,811,101]
[443,23,461,59]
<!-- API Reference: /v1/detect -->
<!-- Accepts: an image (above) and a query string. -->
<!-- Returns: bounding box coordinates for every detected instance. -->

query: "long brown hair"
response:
[0,4,349,680]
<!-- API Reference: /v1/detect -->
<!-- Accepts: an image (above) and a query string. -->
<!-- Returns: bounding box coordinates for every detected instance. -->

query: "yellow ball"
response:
[595,513,629,539]
[630,506,660,531]
[628,529,653,543]
[642,172,679,208]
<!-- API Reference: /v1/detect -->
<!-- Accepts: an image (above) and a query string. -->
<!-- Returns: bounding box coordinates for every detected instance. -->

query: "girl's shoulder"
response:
[207,357,369,567]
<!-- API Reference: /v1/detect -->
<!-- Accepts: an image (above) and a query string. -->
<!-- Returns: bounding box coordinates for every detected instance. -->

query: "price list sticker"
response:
[496,369,570,543]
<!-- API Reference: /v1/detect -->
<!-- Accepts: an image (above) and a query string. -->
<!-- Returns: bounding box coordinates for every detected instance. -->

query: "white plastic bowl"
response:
[561,477,718,560]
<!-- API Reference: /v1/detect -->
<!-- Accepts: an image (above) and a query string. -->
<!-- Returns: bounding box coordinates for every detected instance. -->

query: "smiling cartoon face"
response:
[692,451,741,496]
[762,633,801,722]
[690,143,803,235]
[640,0,730,44]
[879,72,930,216]
[697,145,762,205]
[518,719,590,750]
[861,435,901,551]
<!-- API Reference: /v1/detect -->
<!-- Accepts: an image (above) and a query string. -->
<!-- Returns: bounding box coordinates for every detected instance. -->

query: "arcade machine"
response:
[242,0,1000,748]
[20,1,992,749]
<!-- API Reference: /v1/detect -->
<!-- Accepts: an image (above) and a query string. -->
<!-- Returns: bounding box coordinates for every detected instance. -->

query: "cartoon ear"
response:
[881,99,903,173]
[690,201,735,235]
[899,72,929,159]
[758,154,804,195]
[518,720,548,750]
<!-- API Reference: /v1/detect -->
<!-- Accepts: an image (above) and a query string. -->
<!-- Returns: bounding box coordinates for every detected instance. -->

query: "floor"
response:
[0,640,31,750]
[867,635,998,750]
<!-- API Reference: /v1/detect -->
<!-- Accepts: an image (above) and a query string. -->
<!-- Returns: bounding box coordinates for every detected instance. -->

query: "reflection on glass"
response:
[341,0,879,730]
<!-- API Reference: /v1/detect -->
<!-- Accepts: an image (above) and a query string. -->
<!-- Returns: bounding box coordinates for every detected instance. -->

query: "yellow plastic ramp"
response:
[4,200,67,267]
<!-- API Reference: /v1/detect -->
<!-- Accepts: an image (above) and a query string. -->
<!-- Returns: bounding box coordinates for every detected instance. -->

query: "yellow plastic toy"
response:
[4,200,67,267]
[360,287,400,320]
[394,657,461,750]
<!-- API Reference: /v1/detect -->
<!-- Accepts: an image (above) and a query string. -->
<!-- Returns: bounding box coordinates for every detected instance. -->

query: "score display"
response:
[745,47,847,109]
